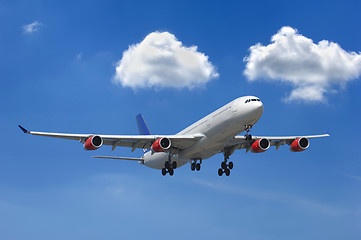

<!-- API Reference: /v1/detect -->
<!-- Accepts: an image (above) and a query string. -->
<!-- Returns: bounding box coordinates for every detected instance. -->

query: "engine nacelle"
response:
[290,137,309,152]
[251,138,270,153]
[83,135,103,150]
[151,137,171,152]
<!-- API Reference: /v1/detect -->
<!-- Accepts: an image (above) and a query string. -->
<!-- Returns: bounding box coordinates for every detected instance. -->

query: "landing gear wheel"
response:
[168,168,174,176]
[221,162,226,169]
[162,168,167,176]
[228,161,233,169]
[196,163,201,171]
[191,162,195,171]
[165,161,171,169]
[172,161,177,169]
[218,168,223,176]
[225,168,230,176]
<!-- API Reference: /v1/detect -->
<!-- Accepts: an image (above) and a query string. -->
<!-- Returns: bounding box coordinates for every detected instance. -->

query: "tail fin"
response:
[136,114,151,135]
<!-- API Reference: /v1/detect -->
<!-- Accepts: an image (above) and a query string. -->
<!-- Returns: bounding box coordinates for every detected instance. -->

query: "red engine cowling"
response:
[83,135,103,150]
[290,137,309,152]
[251,138,270,153]
[151,137,171,152]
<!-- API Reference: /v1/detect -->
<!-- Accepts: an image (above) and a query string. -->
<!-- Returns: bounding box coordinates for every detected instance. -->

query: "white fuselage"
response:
[142,96,264,169]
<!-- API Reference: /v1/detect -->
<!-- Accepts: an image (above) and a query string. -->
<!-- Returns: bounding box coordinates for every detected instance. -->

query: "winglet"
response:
[18,125,29,133]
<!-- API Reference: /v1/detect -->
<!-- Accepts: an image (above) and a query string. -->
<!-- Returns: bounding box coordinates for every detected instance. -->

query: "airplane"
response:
[18,96,329,176]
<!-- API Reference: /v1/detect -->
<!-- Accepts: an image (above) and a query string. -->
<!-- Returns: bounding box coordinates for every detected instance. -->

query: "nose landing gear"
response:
[244,125,253,141]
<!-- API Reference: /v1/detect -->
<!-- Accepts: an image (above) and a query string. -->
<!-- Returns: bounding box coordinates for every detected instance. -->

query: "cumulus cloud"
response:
[23,21,41,33]
[113,32,219,90]
[244,26,361,102]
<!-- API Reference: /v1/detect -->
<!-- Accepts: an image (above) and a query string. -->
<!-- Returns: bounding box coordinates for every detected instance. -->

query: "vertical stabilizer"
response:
[136,114,151,135]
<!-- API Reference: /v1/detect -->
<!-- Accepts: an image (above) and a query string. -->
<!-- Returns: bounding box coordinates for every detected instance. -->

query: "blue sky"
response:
[1,0,361,239]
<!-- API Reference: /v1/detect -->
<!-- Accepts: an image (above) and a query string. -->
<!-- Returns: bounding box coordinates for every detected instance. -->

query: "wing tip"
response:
[18,125,29,134]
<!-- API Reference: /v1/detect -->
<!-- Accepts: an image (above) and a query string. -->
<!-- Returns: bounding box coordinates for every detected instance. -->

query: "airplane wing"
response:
[18,125,203,152]
[91,156,144,162]
[224,134,330,152]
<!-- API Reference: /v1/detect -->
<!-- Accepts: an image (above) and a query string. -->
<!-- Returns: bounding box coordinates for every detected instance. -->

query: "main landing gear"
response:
[218,153,233,176]
[190,159,202,172]
[162,155,177,176]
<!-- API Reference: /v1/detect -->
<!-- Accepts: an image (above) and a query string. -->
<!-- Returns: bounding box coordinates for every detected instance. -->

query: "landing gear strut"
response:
[218,153,233,176]
[244,125,253,141]
[162,154,177,176]
[190,159,202,172]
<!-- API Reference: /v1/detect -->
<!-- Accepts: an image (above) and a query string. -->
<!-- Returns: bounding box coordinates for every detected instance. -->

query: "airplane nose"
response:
[258,101,264,112]
[253,101,264,119]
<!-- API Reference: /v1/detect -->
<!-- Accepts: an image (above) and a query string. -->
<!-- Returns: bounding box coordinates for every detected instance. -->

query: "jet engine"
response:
[251,138,270,153]
[83,135,103,150]
[290,137,309,152]
[151,137,171,152]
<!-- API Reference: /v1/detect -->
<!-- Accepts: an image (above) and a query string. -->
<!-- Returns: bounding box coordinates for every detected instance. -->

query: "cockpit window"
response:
[245,98,260,103]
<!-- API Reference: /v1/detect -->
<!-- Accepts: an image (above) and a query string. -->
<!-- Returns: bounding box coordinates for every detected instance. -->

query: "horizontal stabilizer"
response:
[92,156,144,162]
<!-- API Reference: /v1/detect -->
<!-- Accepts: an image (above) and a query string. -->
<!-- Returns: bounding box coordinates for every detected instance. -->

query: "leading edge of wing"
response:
[22,130,203,142]
[228,133,330,145]
[232,133,329,141]
[249,133,330,140]
[18,125,204,145]
[19,125,90,140]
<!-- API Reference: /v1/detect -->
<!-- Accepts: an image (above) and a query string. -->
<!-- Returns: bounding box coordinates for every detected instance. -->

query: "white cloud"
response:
[244,26,361,102]
[23,21,42,33]
[113,31,219,90]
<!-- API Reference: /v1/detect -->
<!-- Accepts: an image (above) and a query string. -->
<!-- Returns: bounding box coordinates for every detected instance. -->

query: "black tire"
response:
[196,163,201,171]
[191,162,195,171]
[245,134,252,141]
[218,168,223,176]
[221,162,227,169]
[169,168,174,176]
[228,161,233,169]
[172,161,177,169]
[165,161,171,169]
[162,168,167,176]
[225,168,230,176]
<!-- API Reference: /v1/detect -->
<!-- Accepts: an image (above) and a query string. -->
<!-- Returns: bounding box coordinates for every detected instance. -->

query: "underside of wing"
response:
[224,133,329,153]
[101,134,203,152]
[19,125,203,152]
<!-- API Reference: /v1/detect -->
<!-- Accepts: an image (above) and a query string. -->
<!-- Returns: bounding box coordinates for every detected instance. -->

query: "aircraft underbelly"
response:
[143,152,190,170]
[178,135,225,159]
